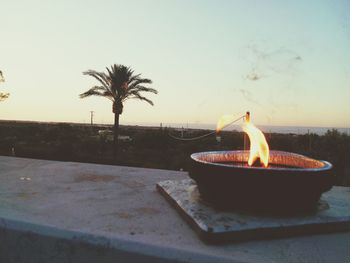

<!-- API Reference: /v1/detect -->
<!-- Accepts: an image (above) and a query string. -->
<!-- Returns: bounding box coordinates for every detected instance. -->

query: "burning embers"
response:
[190,112,334,214]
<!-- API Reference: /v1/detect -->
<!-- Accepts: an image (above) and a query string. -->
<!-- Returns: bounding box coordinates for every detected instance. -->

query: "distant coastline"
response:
[0,119,349,136]
[125,122,350,136]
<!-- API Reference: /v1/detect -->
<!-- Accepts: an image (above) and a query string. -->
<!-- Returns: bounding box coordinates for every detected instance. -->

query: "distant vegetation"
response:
[0,121,349,186]
[0,70,9,101]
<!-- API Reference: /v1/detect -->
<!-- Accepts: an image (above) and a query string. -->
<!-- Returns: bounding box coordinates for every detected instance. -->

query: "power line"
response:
[168,114,246,141]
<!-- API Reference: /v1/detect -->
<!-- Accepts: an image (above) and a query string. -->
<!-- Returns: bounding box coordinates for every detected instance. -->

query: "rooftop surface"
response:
[0,156,349,263]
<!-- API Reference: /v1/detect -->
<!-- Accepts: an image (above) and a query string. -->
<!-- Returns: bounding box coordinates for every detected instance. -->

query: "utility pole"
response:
[308,129,311,153]
[244,111,250,151]
[90,111,94,126]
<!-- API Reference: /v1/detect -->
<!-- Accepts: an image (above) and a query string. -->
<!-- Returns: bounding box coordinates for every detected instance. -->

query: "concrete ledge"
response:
[0,217,234,263]
[0,156,350,263]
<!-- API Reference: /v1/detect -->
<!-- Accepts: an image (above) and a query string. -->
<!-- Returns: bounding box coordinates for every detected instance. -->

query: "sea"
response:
[2,119,349,136]
[132,122,350,136]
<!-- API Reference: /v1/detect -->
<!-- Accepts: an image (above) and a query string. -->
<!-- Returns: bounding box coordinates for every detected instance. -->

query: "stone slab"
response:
[157,179,350,243]
[1,156,350,263]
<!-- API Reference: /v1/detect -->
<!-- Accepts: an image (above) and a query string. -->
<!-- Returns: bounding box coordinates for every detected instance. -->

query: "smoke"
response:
[243,45,303,81]
[237,45,303,123]
[239,89,261,107]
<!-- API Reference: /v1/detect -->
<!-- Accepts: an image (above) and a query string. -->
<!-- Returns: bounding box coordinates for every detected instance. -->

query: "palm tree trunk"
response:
[113,112,120,157]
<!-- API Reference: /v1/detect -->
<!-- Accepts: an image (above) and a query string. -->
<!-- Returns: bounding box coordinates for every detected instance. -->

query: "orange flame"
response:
[242,113,269,167]
[216,114,237,133]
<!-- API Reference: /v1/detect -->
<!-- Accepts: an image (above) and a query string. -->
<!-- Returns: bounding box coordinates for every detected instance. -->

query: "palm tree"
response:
[0,70,9,101]
[80,64,158,155]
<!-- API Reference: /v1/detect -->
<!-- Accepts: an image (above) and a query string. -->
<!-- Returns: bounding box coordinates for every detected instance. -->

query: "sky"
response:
[1,0,350,128]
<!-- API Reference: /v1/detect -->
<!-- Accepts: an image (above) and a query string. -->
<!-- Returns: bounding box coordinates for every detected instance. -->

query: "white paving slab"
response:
[0,156,349,263]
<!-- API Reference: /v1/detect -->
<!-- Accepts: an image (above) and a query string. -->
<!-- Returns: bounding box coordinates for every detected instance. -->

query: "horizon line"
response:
[0,118,350,131]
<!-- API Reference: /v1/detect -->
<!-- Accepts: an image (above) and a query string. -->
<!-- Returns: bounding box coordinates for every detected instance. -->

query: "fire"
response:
[216,114,238,133]
[216,112,270,167]
[242,112,269,167]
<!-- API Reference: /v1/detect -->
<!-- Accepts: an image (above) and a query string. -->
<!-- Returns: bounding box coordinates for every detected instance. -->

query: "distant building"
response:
[98,130,132,142]
[118,135,132,142]
[98,129,113,136]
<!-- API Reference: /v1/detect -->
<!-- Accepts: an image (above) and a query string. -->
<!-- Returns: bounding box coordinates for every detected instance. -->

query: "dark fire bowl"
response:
[189,150,334,214]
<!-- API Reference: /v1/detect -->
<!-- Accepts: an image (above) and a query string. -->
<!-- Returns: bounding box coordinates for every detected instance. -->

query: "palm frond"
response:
[107,64,134,93]
[79,86,113,101]
[0,93,9,101]
[127,92,154,106]
[127,73,141,84]
[127,85,158,94]
[0,71,4,82]
[83,70,110,89]
[128,78,153,89]
[106,67,114,80]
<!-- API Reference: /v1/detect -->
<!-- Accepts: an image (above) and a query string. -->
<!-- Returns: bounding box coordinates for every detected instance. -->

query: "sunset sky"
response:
[1,0,349,128]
